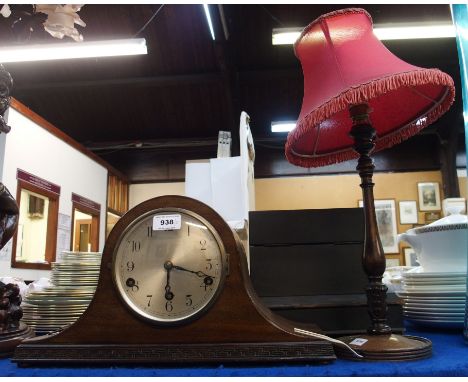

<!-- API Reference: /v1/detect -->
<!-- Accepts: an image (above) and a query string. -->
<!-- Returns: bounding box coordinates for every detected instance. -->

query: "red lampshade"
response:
[285,8,455,168]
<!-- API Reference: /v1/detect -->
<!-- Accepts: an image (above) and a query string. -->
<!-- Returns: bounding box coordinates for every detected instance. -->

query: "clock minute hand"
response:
[163,261,174,300]
[172,264,211,278]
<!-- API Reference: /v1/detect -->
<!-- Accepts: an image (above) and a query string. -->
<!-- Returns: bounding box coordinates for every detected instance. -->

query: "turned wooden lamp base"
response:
[336,334,432,361]
[336,104,432,361]
[0,323,34,358]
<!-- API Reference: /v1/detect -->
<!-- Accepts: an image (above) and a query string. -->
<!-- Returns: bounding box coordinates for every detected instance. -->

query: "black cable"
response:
[133,4,165,37]
[259,5,285,27]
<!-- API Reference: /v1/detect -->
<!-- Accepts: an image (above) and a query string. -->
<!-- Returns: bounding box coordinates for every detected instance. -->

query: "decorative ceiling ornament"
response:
[35,4,86,42]
[0,5,11,18]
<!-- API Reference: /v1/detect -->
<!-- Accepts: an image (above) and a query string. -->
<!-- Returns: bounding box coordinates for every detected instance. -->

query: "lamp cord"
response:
[133,4,165,37]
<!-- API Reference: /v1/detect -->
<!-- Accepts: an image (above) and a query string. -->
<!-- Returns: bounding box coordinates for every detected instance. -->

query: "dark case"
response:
[249,208,404,336]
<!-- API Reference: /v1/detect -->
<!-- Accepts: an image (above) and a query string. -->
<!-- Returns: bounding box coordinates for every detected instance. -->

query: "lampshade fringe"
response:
[286,69,455,168]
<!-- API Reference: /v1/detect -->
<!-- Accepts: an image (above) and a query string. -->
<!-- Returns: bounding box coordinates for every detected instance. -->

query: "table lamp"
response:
[286,8,455,360]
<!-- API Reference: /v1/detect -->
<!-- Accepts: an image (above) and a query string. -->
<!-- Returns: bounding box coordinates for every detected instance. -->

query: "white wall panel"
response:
[0,108,108,281]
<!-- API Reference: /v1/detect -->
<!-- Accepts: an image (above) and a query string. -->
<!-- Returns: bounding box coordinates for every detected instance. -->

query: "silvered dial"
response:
[112,208,226,324]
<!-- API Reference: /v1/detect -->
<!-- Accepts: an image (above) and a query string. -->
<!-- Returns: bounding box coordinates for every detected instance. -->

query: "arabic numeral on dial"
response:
[131,241,141,252]
[147,295,152,307]
[126,278,139,292]
[126,261,135,271]
[165,301,173,312]
[147,226,153,237]
[185,295,193,306]
[200,239,207,251]
[205,260,213,271]
[200,277,213,291]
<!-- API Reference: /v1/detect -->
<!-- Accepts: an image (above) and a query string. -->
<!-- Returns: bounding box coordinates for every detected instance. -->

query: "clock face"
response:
[112,208,227,325]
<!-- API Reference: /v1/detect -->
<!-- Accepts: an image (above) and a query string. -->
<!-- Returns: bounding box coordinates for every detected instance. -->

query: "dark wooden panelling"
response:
[250,244,367,297]
[249,208,364,246]
[249,207,404,335]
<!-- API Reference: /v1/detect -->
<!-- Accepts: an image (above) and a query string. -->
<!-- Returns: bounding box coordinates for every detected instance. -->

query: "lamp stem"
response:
[349,103,391,335]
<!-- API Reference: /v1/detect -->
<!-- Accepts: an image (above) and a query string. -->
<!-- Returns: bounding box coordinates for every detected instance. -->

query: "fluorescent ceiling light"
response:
[271,121,296,133]
[203,4,215,40]
[0,38,147,63]
[272,22,456,45]
[272,28,303,45]
[374,23,455,40]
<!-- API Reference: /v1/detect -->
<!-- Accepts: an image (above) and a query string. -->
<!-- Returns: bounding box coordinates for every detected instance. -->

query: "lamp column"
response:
[348,103,391,335]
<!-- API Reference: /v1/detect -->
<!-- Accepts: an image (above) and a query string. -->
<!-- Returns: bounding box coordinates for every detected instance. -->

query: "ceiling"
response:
[1,4,462,182]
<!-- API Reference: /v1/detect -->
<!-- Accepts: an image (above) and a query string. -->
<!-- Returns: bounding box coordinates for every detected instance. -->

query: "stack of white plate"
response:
[397,267,466,329]
[22,251,101,334]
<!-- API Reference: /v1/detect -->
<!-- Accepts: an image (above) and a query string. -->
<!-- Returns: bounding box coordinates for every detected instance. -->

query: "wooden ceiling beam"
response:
[13,72,223,92]
[13,68,304,94]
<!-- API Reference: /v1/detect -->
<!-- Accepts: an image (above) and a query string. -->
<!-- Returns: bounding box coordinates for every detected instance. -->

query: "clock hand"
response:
[172,264,214,289]
[164,261,174,300]
[172,264,212,278]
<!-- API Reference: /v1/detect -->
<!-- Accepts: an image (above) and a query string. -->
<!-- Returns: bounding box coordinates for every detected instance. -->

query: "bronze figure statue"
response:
[0,63,34,356]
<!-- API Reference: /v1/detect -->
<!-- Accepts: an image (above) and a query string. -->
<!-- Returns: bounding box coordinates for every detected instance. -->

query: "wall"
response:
[0,108,108,281]
[129,182,185,208]
[458,169,467,199]
[255,171,443,210]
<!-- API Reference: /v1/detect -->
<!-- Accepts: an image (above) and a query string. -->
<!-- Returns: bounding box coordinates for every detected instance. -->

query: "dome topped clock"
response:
[13,196,335,365]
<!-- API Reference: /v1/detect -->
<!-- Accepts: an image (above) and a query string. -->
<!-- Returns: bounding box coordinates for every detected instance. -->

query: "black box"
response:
[249,208,404,336]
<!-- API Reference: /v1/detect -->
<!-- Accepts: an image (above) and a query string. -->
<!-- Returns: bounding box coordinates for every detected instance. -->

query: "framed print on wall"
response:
[417,182,441,211]
[386,257,401,268]
[424,211,441,224]
[398,200,418,225]
[359,199,399,254]
[404,247,420,267]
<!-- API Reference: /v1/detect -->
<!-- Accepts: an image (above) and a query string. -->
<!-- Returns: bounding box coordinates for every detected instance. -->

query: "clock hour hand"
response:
[172,264,211,278]
[164,261,174,300]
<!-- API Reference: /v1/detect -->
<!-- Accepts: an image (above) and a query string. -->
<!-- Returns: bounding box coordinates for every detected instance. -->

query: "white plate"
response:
[403,279,467,285]
[404,301,465,310]
[403,267,466,278]
[404,305,465,313]
[404,310,465,317]
[400,296,466,303]
[402,285,466,292]
[396,290,466,298]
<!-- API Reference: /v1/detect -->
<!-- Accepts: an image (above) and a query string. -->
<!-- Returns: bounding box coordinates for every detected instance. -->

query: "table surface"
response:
[1,324,468,377]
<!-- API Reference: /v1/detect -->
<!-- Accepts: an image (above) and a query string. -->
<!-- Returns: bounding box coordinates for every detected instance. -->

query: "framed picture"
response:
[359,199,399,253]
[398,200,418,225]
[404,247,420,267]
[386,258,401,268]
[417,182,441,211]
[425,211,441,224]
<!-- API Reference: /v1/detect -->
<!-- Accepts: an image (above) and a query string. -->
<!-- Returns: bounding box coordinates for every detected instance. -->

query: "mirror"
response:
[71,206,99,252]
[12,181,59,270]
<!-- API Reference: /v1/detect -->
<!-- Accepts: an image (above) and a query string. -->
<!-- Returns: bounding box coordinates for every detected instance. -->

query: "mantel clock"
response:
[13,196,335,365]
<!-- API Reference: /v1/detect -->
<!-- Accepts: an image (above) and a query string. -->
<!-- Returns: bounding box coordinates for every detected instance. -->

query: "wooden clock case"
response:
[13,196,335,365]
